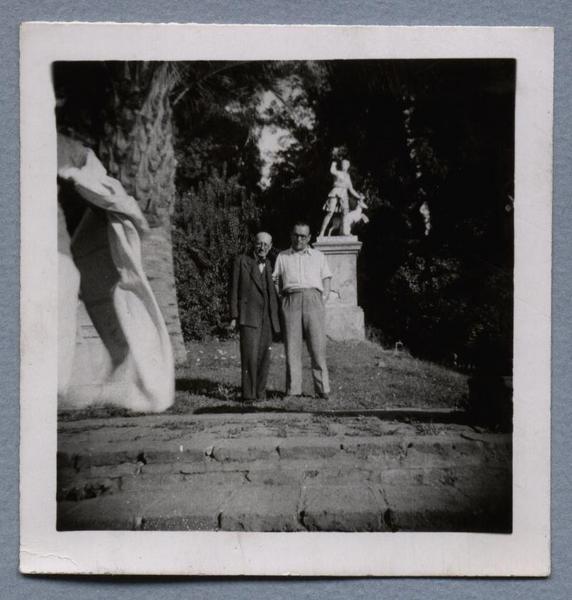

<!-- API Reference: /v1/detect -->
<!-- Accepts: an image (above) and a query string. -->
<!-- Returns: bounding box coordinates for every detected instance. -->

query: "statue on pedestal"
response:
[318,154,368,237]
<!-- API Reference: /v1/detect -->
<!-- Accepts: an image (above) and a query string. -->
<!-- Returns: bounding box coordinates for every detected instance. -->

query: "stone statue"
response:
[57,134,175,413]
[318,157,366,237]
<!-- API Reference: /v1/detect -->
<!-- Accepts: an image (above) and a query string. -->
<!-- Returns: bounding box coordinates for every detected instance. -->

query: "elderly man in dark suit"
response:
[230,232,281,402]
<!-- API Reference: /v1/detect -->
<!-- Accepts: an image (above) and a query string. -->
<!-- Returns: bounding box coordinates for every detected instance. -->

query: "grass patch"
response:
[172,337,467,414]
[58,338,468,420]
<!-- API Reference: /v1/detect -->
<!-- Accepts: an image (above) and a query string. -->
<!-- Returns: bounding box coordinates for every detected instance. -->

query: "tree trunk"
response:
[140,225,187,364]
[99,62,187,365]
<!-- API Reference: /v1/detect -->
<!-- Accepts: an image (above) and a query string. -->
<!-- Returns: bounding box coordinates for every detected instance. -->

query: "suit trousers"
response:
[239,306,273,400]
[281,288,330,396]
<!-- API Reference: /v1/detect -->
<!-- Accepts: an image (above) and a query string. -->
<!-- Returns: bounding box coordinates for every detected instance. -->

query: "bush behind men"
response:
[230,224,332,401]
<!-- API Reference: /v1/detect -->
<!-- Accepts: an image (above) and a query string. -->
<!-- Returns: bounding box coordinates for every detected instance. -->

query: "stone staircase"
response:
[57,412,511,532]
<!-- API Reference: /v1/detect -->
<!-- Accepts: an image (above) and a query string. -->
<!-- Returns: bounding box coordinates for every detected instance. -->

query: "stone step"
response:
[57,463,511,533]
[58,432,510,472]
[57,413,511,533]
[58,412,510,470]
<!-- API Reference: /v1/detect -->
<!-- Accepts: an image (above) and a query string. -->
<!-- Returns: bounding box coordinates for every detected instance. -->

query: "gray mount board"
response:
[3,0,571,597]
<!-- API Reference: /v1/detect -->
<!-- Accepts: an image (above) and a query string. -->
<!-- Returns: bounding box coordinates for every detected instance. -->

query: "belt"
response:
[282,287,321,295]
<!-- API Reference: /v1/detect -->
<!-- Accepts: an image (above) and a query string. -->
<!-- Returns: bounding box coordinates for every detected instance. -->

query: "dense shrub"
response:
[362,242,513,374]
[173,166,260,340]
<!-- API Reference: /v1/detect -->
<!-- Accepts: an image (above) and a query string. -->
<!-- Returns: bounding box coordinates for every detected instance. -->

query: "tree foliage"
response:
[54,58,515,370]
[259,59,515,369]
[172,166,260,340]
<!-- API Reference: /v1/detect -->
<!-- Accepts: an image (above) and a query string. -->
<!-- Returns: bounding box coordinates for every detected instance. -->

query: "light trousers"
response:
[281,289,329,396]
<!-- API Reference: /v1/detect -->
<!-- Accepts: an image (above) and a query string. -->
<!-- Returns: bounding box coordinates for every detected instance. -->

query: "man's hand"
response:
[229,319,237,331]
[322,277,331,304]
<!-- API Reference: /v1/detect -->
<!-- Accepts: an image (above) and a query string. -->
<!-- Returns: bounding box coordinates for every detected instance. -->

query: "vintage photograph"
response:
[54,57,514,533]
[20,23,552,576]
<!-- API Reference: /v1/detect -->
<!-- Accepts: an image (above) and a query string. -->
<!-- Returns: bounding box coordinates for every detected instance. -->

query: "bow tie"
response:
[256,257,266,265]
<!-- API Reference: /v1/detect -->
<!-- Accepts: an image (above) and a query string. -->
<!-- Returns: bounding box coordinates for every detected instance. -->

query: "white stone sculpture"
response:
[57,134,175,412]
[325,197,370,236]
[318,157,366,238]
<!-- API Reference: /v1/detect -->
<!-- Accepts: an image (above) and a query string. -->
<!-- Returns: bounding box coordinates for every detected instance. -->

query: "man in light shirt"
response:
[273,222,332,399]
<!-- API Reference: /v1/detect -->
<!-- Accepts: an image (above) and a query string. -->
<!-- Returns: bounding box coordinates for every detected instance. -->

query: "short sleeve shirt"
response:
[273,247,332,293]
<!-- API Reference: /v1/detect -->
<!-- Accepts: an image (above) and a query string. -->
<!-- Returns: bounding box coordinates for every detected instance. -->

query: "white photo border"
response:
[20,23,552,576]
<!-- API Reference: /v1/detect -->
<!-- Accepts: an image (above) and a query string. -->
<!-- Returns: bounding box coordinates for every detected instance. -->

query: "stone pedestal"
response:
[314,235,365,341]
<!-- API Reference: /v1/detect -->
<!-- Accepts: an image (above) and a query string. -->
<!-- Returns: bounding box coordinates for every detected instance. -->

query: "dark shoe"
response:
[317,392,329,400]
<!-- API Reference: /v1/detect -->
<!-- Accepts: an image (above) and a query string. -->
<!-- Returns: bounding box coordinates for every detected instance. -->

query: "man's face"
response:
[254,233,272,260]
[291,225,311,252]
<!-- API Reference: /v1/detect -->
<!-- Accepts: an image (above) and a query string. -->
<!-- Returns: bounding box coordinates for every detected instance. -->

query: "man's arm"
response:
[322,276,332,303]
[272,255,283,296]
[229,255,241,328]
[320,252,333,302]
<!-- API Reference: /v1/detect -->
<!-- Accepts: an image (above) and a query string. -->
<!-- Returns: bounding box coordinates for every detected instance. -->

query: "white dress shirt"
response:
[273,247,332,293]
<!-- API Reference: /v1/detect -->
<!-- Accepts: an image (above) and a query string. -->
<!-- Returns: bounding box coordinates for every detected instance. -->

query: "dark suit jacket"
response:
[230,254,280,333]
